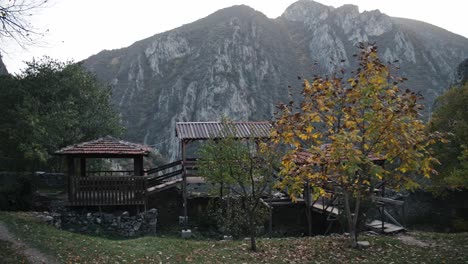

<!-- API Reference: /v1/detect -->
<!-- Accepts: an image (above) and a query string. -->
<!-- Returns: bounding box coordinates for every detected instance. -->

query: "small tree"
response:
[198,120,276,251]
[272,44,440,248]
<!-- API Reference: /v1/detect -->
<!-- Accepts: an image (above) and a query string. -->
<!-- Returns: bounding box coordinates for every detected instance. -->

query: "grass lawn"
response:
[0,239,29,264]
[0,211,467,263]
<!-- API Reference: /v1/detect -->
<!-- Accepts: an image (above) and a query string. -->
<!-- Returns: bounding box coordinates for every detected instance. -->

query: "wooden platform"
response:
[366,220,405,234]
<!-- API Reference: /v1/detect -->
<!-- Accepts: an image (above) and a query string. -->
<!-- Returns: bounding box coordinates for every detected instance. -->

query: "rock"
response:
[86,213,92,219]
[133,222,142,231]
[54,219,62,229]
[223,235,233,241]
[181,229,192,239]
[357,241,371,248]
[95,218,102,224]
[121,211,129,217]
[44,215,54,223]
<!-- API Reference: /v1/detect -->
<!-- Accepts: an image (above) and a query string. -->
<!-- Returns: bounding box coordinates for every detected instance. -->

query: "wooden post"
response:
[80,156,86,177]
[381,182,386,232]
[182,140,188,229]
[67,156,75,202]
[134,155,143,176]
[305,180,312,236]
[268,179,273,237]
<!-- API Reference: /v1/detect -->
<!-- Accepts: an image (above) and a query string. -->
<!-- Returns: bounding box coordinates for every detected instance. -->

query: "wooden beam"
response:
[134,155,143,176]
[372,196,405,206]
[259,198,272,209]
[182,139,188,228]
[80,157,86,177]
[67,156,75,202]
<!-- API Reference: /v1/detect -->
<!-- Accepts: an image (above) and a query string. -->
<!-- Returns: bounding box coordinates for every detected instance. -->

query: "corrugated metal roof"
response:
[175,121,271,140]
[55,136,152,156]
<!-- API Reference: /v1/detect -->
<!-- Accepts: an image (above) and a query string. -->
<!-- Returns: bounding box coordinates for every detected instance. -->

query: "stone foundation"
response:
[33,208,158,237]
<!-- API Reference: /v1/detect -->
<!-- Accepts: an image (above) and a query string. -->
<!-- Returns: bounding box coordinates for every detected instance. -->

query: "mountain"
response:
[83,0,468,160]
[0,54,7,75]
[455,58,468,85]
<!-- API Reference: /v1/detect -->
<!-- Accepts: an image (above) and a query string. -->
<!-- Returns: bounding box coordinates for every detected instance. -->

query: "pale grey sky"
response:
[2,0,468,73]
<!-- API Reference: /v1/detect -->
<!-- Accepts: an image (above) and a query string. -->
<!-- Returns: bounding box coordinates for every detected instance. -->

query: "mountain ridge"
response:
[83,0,468,159]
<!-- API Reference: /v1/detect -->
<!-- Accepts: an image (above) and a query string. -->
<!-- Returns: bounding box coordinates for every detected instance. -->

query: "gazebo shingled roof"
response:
[55,136,152,156]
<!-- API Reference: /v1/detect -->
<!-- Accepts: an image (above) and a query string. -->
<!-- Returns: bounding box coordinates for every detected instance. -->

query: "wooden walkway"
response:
[267,194,405,234]
[311,200,340,215]
[366,220,405,233]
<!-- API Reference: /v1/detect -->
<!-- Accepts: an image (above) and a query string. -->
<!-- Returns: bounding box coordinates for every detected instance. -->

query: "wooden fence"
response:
[68,159,199,206]
[86,170,134,177]
[69,176,147,206]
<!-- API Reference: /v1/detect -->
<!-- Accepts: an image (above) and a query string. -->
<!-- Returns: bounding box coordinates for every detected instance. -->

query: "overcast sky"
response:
[2,0,468,73]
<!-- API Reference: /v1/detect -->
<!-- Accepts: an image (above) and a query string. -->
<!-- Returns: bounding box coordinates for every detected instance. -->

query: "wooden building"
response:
[175,121,272,227]
[55,136,153,207]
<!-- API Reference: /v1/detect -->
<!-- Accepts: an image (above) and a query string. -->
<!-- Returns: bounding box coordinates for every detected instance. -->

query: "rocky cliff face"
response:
[83,0,468,160]
[0,54,8,75]
[455,59,468,85]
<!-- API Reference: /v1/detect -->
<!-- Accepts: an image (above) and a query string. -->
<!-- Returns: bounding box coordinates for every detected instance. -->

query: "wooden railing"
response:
[68,159,200,206]
[86,170,134,177]
[70,176,147,206]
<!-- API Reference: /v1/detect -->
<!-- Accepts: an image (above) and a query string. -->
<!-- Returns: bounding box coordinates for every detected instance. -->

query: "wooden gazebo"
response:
[55,136,153,206]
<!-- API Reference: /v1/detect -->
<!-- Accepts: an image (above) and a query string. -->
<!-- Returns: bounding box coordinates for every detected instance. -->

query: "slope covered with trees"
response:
[0,58,122,171]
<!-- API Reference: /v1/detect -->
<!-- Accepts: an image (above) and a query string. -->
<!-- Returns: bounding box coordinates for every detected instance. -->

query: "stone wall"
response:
[34,208,158,237]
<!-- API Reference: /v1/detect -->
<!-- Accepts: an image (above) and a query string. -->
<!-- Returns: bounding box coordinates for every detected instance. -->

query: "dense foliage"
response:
[429,83,468,190]
[272,44,440,247]
[0,58,122,171]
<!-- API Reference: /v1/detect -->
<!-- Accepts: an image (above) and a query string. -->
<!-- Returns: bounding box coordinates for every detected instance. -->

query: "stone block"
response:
[181,229,192,238]
[357,241,371,248]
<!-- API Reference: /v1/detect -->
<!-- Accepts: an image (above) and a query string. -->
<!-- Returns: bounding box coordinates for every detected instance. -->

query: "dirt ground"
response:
[0,221,58,264]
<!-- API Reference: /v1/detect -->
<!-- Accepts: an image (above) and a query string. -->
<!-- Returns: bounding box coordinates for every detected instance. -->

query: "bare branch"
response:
[0,0,49,51]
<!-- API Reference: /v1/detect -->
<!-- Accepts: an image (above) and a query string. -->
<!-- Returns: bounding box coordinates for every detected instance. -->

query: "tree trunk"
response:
[343,190,359,248]
[248,209,257,251]
[250,234,257,251]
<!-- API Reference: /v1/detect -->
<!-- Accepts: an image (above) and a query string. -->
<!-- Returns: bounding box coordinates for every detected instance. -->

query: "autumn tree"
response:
[198,120,276,251]
[272,44,440,248]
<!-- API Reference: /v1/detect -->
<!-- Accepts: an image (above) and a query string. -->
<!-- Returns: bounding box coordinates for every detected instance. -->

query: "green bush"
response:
[0,174,35,210]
